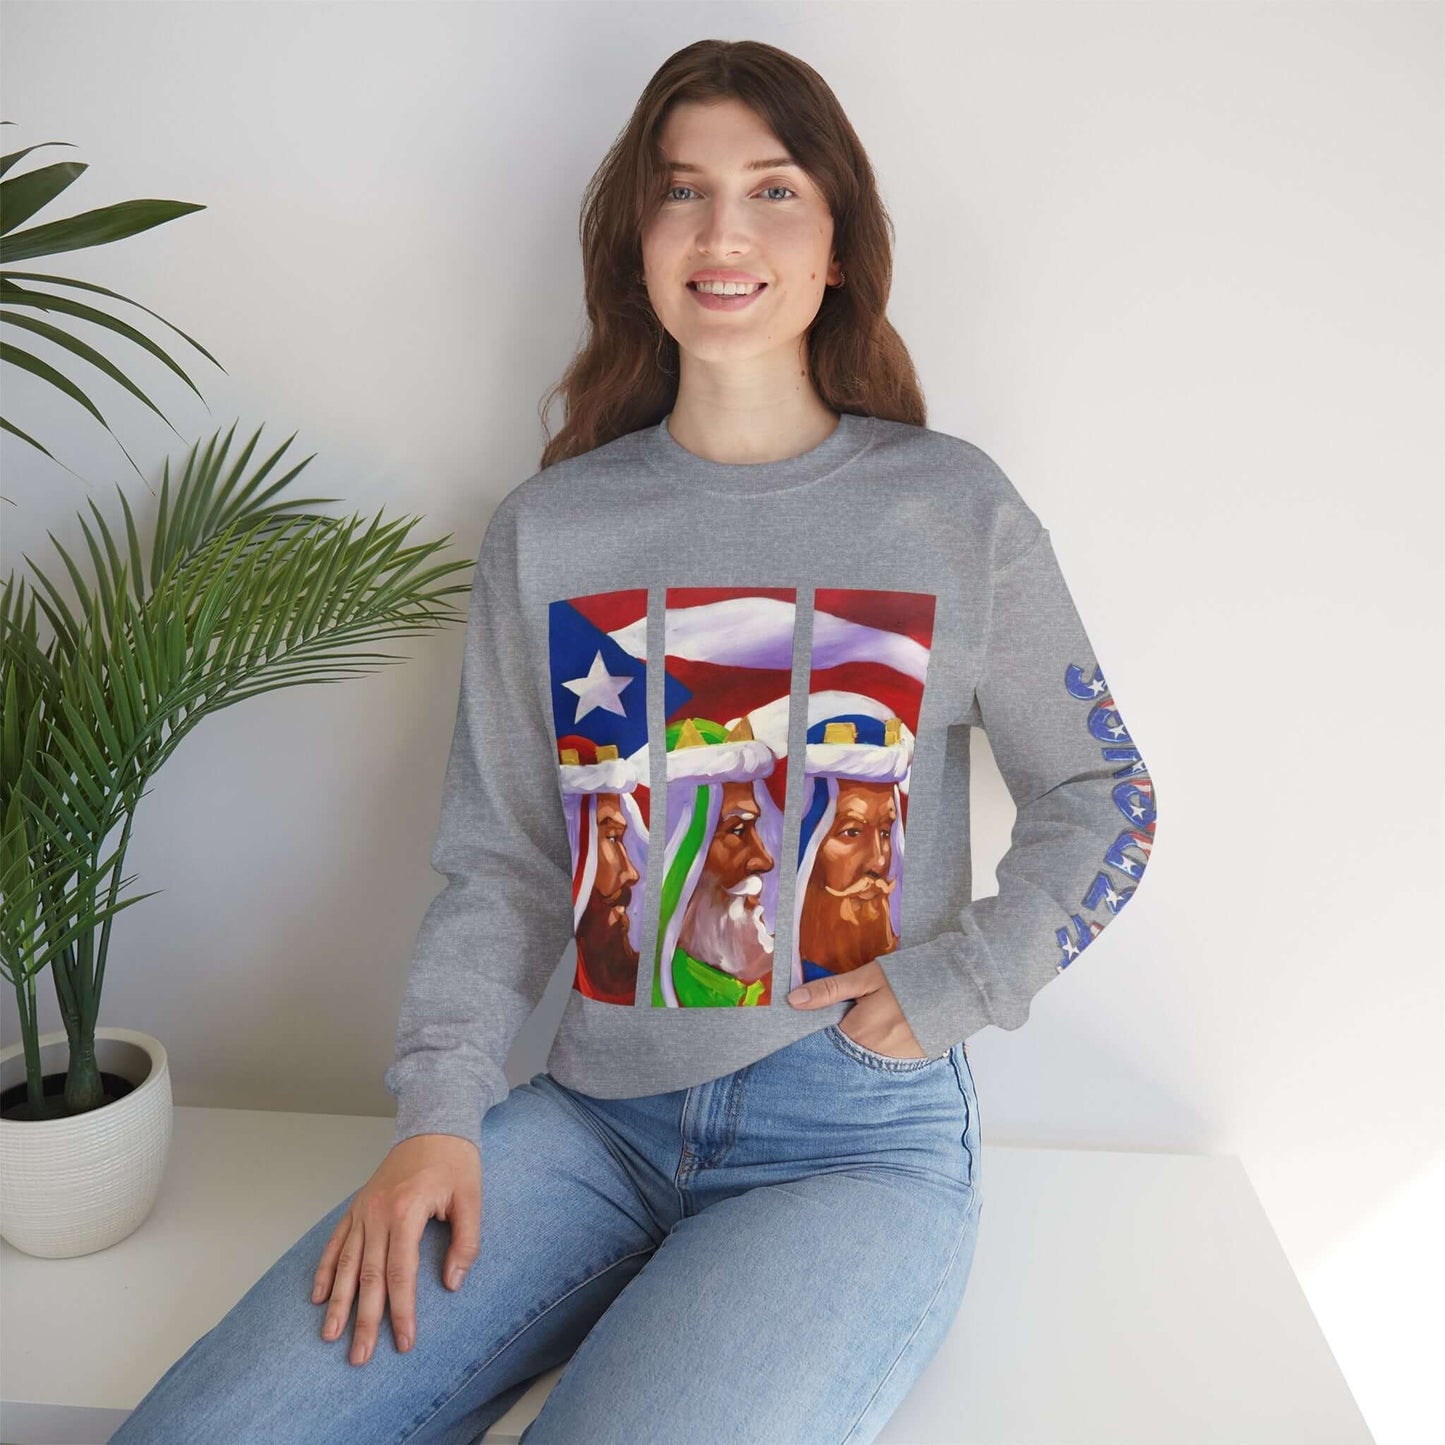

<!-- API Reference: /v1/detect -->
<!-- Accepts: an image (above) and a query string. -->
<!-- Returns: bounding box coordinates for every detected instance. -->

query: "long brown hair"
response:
[538,39,926,470]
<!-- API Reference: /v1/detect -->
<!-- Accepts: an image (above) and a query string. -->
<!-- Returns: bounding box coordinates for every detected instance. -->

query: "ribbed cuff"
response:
[387,1073,500,1151]
[873,946,991,1060]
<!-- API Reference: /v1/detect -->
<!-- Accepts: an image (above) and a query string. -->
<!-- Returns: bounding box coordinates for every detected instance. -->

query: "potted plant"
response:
[0,424,475,1256]
[1,121,477,1258]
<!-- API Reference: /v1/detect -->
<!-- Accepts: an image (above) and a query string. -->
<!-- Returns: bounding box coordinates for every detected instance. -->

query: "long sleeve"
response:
[381,536,576,1148]
[875,516,1158,1058]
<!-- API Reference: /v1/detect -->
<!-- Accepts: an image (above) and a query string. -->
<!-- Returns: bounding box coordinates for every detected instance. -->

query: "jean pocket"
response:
[825,1022,950,1074]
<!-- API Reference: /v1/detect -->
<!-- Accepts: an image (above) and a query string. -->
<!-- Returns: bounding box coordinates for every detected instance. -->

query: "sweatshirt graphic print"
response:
[549,585,942,1012]
[382,412,1159,1147]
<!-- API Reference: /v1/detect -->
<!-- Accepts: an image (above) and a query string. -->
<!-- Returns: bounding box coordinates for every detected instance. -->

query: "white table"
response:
[0,1105,1374,1444]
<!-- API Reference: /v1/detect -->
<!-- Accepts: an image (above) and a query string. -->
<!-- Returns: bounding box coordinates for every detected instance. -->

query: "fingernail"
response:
[789,987,810,1004]
[322,1320,337,1340]
[311,1286,323,1303]
[397,1333,411,1351]
[447,1269,464,1290]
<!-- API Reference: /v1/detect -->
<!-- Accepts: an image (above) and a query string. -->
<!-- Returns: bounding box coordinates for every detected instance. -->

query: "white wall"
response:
[2,3,1439,1440]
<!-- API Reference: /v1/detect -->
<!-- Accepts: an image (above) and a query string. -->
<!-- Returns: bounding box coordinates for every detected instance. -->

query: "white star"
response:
[563,651,634,722]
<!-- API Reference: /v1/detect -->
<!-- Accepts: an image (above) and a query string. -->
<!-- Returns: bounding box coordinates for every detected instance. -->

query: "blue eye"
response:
[664,184,797,203]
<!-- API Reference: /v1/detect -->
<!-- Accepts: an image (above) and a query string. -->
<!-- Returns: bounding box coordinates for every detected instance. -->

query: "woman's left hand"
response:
[787,960,927,1059]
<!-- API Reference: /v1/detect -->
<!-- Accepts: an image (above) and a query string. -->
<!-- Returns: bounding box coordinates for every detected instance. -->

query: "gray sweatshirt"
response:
[383,411,1158,1146]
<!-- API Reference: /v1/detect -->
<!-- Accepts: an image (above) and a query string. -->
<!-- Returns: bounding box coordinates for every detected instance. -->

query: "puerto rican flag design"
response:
[807,587,937,782]
[662,586,799,813]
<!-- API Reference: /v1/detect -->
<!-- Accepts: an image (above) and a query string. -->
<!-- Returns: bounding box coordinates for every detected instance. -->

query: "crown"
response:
[557,742,621,766]
[821,717,903,746]
[675,714,756,749]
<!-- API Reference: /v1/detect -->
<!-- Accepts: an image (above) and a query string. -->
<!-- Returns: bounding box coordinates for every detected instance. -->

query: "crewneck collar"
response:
[637,410,874,497]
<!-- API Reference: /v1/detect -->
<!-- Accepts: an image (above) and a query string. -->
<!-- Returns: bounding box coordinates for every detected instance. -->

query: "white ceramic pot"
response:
[0,1026,172,1258]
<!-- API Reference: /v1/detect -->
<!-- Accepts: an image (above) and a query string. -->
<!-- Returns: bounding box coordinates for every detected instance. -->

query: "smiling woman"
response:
[111,35,1159,1445]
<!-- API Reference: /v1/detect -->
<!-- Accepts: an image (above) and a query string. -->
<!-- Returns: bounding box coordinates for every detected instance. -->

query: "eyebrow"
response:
[665,157,799,174]
[835,808,894,824]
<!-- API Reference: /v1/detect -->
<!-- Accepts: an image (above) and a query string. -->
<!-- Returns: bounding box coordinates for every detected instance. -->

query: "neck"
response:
[667,368,839,465]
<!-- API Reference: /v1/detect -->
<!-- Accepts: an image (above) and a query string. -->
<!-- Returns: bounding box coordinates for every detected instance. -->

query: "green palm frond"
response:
[0,123,225,489]
[1,421,475,1118]
[22,417,343,653]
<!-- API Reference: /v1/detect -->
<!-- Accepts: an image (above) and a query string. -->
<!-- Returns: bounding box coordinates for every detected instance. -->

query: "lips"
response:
[686,271,767,285]
[686,282,769,312]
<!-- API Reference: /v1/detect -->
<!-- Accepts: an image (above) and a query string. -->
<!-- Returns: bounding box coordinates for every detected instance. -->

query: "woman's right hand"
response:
[311,1132,482,1366]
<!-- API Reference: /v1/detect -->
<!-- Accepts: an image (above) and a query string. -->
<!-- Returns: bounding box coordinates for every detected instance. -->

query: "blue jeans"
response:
[110,1024,982,1445]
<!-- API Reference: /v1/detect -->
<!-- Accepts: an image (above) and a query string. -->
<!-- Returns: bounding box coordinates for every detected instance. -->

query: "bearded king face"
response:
[677,779,776,984]
[797,778,898,973]
[575,791,641,996]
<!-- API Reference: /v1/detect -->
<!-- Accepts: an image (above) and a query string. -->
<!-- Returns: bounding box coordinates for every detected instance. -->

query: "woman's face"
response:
[640,97,841,369]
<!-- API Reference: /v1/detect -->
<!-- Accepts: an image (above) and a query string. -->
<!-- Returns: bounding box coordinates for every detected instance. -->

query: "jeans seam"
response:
[539,1075,635,1182]
[522,1225,666,1435]
[948,1048,977,1189]
[825,1022,942,1072]
[675,1084,699,1206]
[539,1076,670,1241]
[836,1211,974,1445]
[396,1244,657,1443]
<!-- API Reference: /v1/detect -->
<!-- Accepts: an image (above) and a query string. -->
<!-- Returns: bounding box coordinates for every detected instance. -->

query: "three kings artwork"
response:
[548,585,937,1009]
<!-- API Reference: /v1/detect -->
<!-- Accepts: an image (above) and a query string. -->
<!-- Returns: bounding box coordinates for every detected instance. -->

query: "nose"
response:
[692,193,755,259]
[618,849,640,889]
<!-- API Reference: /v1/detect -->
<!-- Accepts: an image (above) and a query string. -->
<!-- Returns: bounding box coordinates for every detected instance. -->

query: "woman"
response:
[112,38,1156,1445]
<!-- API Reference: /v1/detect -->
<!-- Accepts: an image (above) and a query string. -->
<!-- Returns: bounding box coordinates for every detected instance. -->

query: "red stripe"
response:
[806,660,926,733]
[568,588,648,637]
[664,661,792,730]
[815,587,937,649]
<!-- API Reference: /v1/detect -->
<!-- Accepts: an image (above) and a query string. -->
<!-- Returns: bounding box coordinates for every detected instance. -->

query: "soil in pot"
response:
[1,1069,138,1122]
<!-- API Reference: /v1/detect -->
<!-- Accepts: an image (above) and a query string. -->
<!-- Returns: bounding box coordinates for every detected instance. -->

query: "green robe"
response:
[653,942,766,1007]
